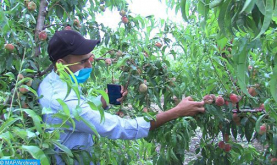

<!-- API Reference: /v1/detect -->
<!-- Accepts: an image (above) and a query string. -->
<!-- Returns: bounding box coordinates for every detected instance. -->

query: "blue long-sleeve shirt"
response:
[37,70,150,164]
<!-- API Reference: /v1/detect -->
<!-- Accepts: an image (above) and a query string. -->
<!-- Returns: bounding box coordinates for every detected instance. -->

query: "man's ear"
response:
[54,59,68,73]
[56,59,67,64]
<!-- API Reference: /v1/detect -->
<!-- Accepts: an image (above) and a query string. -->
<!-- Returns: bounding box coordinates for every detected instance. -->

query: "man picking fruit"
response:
[37,30,205,164]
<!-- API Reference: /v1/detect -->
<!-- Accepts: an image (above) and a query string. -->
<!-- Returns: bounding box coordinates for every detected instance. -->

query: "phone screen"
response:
[107,84,122,105]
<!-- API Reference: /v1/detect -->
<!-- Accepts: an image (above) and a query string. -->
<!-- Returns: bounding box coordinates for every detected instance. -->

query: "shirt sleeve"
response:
[65,98,151,140]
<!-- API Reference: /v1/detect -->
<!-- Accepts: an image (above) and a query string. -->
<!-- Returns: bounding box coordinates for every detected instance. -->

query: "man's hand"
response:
[102,85,128,109]
[116,85,128,103]
[149,96,205,130]
[173,96,205,117]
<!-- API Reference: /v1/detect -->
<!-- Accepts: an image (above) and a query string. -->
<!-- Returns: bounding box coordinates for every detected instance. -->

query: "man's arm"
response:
[149,97,205,131]
[101,96,108,109]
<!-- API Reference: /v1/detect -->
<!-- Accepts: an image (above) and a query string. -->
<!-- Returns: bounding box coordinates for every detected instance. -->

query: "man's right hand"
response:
[149,96,205,131]
[173,96,205,117]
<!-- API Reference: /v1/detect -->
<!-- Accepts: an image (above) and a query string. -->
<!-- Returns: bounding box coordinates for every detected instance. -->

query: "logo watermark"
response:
[0,160,40,165]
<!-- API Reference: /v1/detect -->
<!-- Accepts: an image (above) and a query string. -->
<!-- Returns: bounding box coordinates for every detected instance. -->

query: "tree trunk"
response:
[34,0,48,57]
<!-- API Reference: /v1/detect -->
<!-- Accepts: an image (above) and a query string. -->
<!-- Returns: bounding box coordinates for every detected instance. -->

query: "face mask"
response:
[70,68,92,83]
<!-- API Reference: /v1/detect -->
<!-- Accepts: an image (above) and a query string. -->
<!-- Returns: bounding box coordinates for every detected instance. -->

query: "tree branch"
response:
[34,0,48,57]
[33,64,53,78]
[232,108,265,113]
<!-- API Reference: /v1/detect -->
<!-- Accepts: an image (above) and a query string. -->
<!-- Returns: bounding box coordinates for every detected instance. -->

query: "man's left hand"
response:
[116,85,128,103]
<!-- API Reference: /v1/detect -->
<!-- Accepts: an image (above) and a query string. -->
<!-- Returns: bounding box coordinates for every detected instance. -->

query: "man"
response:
[38,30,205,164]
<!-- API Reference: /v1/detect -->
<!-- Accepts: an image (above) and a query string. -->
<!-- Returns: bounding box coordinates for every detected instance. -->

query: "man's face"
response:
[57,53,94,73]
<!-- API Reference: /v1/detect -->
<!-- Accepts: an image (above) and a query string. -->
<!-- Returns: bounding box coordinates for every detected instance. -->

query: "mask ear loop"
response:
[64,54,94,67]
[64,62,81,67]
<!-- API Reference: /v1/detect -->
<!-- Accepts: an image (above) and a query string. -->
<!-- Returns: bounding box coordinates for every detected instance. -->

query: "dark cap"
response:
[48,30,100,62]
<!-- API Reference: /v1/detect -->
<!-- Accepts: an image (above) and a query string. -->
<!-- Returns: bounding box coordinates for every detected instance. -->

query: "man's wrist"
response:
[169,107,181,119]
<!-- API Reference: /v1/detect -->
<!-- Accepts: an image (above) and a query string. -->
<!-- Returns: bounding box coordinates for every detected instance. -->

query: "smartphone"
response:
[107,84,122,105]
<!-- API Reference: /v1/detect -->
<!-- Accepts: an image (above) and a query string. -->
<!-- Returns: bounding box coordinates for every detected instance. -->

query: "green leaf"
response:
[21,145,50,165]
[96,89,109,105]
[51,140,73,157]
[254,0,273,40]
[0,117,20,134]
[245,121,254,142]
[180,0,188,22]
[56,98,70,116]
[41,107,53,115]
[274,0,277,17]
[16,109,43,134]
[72,105,81,121]
[234,39,252,97]
[255,114,266,133]
[73,152,82,164]
[256,0,266,15]
[170,148,179,163]
[80,151,91,165]
[231,122,238,140]
[20,85,38,97]
[218,0,231,35]
[198,0,209,21]
[18,77,32,85]
[113,55,130,70]
[6,3,20,14]
[87,101,98,110]
[270,66,277,102]
[21,68,37,73]
[240,0,257,14]
[80,116,100,138]
[3,72,15,80]
[273,132,277,155]
[26,31,35,47]
[209,0,222,8]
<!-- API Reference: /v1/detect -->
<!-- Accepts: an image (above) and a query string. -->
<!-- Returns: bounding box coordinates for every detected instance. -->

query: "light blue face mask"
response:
[70,68,92,83]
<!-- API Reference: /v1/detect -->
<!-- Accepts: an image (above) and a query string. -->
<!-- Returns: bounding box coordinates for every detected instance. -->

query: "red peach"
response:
[17,74,24,80]
[203,95,214,104]
[218,141,225,149]
[259,104,264,110]
[232,113,240,123]
[74,18,81,27]
[215,96,225,106]
[259,124,267,135]
[119,10,126,16]
[121,16,128,24]
[143,107,148,112]
[39,31,47,41]
[26,79,32,87]
[155,42,162,48]
[116,111,124,117]
[271,158,277,163]
[224,144,231,152]
[4,44,15,51]
[64,26,72,30]
[248,87,258,97]
[19,87,29,94]
[224,134,229,142]
[105,58,112,65]
[27,1,36,11]
[229,93,240,104]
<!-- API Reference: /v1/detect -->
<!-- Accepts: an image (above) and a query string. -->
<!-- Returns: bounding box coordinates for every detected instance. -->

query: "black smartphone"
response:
[107,84,122,105]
